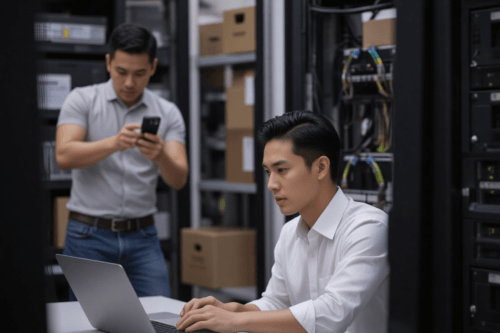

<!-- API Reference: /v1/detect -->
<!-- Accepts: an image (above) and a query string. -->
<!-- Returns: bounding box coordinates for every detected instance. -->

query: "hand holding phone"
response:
[141,116,161,142]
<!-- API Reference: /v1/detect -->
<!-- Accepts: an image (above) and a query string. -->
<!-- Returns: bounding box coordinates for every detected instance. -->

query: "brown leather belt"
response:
[69,211,154,232]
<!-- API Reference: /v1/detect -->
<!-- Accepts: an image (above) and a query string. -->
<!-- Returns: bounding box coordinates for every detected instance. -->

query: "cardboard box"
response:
[362,18,396,48]
[199,23,223,56]
[226,69,255,130]
[226,129,254,184]
[181,227,256,289]
[222,7,255,54]
[53,197,70,248]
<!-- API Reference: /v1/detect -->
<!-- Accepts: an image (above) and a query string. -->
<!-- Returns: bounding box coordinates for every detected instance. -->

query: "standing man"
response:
[176,111,388,333]
[56,23,188,300]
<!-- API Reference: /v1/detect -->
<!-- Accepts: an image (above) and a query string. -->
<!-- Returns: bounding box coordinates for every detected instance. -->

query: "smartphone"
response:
[141,116,161,142]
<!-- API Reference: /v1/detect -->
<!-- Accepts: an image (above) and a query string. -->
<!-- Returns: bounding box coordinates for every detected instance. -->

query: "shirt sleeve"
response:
[248,225,292,311]
[163,103,186,145]
[56,88,90,129]
[290,219,389,333]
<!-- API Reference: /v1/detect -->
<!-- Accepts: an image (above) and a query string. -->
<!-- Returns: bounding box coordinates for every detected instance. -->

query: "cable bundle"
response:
[366,156,385,190]
[368,46,391,98]
[341,156,359,189]
[342,49,359,99]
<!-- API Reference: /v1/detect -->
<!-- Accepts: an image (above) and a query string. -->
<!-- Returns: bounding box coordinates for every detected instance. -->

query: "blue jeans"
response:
[62,219,170,301]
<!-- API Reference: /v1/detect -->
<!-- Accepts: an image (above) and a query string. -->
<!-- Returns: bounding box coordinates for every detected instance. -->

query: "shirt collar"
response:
[104,79,150,109]
[104,79,118,101]
[296,187,349,241]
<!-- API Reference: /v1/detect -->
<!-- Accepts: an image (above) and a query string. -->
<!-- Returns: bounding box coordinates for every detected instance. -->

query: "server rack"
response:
[462,1,500,332]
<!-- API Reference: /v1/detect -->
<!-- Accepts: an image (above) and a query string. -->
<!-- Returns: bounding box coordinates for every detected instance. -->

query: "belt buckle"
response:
[111,219,131,232]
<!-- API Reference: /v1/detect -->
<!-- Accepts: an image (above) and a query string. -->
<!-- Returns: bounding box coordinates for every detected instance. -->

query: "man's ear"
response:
[150,58,158,76]
[316,156,330,181]
[105,54,111,73]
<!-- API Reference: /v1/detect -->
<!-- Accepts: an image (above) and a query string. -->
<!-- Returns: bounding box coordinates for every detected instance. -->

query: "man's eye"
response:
[135,72,145,77]
[118,71,126,76]
[278,168,285,173]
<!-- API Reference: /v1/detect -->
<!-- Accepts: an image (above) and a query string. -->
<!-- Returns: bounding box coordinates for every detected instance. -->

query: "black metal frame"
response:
[285,0,307,112]
[255,0,267,297]
[1,0,48,332]
[174,0,192,302]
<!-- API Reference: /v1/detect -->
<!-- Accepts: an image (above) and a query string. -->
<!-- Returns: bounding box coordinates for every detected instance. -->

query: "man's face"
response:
[106,50,157,108]
[262,139,320,216]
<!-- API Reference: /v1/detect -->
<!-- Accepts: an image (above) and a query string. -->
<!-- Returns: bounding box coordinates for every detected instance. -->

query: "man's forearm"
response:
[156,150,188,190]
[236,309,307,333]
[56,137,117,169]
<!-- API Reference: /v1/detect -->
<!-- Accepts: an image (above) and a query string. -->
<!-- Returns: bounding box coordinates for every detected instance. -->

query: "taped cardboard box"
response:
[226,129,254,184]
[362,18,396,48]
[222,6,255,54]
[226,69,255,130]
[181,227,256,289]
[200,23,223,56]
[53,197,70,248]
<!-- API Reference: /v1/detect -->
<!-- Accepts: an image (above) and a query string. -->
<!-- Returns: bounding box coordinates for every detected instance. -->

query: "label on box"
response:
[242,136,254,172]
[244,76,255,106]
[38,74,71,110]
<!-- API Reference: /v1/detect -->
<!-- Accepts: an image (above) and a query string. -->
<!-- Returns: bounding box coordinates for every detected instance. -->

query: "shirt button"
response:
[312,253,315,257]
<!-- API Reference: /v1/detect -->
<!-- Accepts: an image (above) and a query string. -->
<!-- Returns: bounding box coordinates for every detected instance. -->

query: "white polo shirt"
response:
[249,188,389,333]
[57,79,186,219]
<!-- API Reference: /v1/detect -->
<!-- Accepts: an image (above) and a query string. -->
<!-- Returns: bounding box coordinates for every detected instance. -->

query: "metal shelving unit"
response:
[198,52,256,67]
[199,180,257,194]
[187,0,264,302]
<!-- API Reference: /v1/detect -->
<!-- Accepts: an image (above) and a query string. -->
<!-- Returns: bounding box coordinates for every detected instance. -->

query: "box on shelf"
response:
[222,6,255,54]
[181,227,256,289]
[226,129,254,184]
[362,18,395,48]
[200,23,223,56]
[226,69,255,130]
[361,8,396,49]
[53,197,70,248]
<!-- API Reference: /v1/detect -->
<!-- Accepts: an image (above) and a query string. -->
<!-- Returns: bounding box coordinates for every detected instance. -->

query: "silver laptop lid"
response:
[56,254,155,333]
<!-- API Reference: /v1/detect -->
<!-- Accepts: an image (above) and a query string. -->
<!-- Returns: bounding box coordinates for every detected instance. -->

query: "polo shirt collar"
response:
[104,79,150,109]
[296,187,349,241]
[104,79,118,101]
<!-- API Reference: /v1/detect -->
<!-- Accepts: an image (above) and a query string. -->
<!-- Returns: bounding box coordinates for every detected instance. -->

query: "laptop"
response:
[56,254,213,333]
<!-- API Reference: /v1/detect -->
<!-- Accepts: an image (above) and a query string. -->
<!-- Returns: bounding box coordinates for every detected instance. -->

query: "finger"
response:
[181,298,199,316]
[124,123,141,130]
[123,130,142,139]
[142,132,160,142]
[177,312,208,331]
[185,321,210,333]
[137,137,155,147]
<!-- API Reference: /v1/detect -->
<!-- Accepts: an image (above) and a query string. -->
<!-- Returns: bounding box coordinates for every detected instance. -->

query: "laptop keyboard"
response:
[151,320,214,333]
[151,320,181,332]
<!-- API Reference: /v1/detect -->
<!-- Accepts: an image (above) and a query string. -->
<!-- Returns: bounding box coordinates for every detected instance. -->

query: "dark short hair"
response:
[258,110,340,182]
[109,23,157,64]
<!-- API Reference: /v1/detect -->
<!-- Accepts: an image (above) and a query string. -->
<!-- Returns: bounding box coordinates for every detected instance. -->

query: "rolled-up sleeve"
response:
[290,220,389,333]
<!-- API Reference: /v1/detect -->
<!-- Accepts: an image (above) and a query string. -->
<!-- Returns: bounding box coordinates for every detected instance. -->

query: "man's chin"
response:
[279,206,298,216]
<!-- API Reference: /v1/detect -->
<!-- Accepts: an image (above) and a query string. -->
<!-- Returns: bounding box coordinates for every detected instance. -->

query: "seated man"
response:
[176,110,389,333]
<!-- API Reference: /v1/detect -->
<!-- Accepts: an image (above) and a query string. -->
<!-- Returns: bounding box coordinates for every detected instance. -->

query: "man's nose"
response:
[125,75,134,88]
[267,173,279,192]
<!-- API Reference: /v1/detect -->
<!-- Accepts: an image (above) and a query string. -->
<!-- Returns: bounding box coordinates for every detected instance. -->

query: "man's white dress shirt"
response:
[249,188,389,333]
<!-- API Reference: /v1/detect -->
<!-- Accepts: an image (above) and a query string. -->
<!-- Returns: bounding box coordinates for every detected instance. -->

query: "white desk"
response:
[46,296,186,333]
